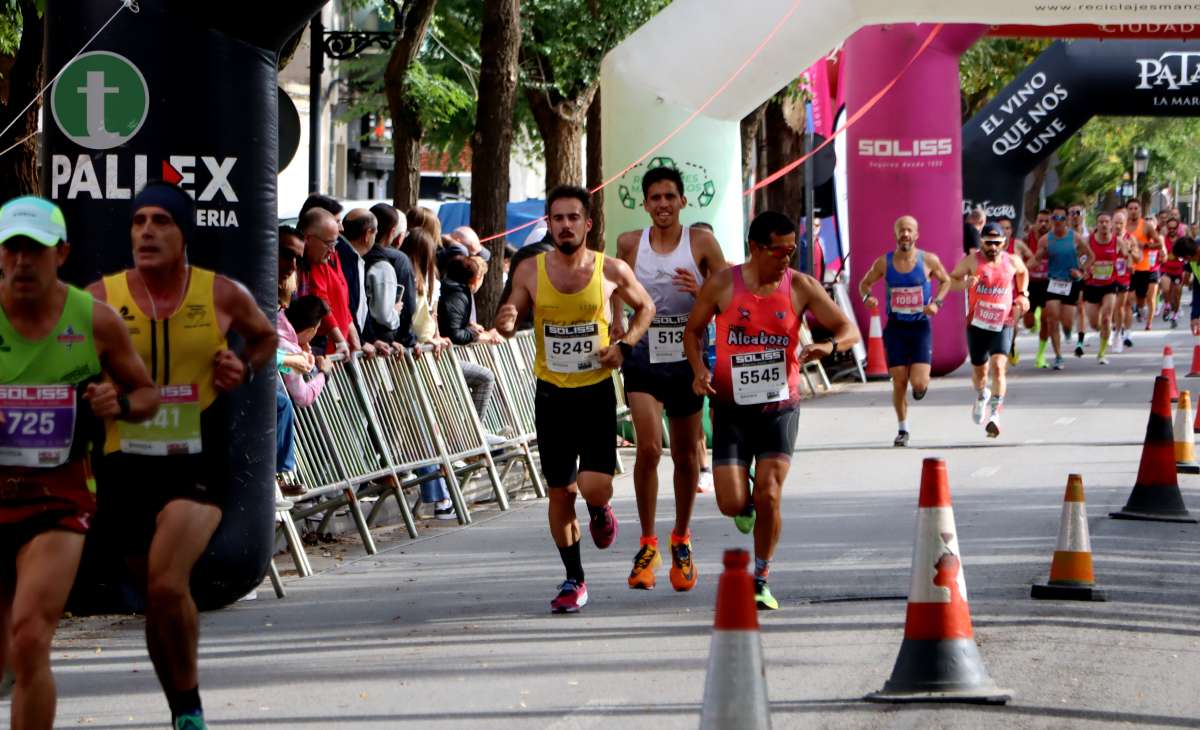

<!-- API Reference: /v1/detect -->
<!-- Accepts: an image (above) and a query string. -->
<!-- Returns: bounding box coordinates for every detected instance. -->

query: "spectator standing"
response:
[364,203,418,345]
[337,209,375,339]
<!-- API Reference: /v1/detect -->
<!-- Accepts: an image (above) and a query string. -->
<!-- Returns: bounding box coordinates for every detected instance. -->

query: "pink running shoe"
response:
[589,504,618,549]
[550,579,588,613]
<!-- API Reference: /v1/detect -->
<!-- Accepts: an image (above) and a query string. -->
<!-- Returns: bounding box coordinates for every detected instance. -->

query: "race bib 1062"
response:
[0,385,76,468]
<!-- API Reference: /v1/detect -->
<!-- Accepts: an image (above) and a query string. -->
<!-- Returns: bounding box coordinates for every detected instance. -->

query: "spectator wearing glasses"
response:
[296,208,359,354]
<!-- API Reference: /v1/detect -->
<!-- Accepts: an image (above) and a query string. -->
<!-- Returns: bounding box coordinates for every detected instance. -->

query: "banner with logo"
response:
[963,40,1200,226]
[44,0,324,612]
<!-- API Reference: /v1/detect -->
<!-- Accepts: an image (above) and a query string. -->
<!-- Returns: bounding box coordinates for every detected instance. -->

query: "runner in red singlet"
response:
[1111,211,1136,352]
[949,223,1030,438]
[1080,212,1129,364]
[685,211,858,610]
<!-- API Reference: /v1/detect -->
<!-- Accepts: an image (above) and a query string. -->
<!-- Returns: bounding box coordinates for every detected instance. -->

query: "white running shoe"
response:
[696,469,714,494]
[972,388,990,425]
[985,412,1001,438]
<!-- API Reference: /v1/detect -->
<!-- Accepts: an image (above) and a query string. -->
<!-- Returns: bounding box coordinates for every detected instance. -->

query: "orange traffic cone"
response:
[865,304,889,381]
[700,549,769,730]
[866,458,1012,704]
[1161,346,1179,402]
[1031,475,1106,601]
[1111,376,1197,523]
[1175,391,1200,475]
[1187,336,1200,378]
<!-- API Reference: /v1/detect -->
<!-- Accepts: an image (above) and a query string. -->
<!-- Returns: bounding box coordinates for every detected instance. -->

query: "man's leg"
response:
[7,529,85,730]
[986,349,1009,438]
[751,458,791,609]
[1098,295,1115,360]
[1145,281,1160,329]
[889,366,910,427]
[458,361,496,418]
[666,412,702,537]
[627,392,664,541]
[713,465,752,518]
[143,500,221,722]
[1045,300,1063,359]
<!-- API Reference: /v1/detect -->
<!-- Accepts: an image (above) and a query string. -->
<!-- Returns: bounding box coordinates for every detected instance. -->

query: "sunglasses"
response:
[761,244,797,260]
[1051,214,1067,222]
[981,239,1004,247]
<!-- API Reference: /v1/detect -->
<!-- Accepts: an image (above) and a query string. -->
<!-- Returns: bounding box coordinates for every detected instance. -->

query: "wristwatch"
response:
[618,341,633,358]
[823,337,838,354]
[934,298,945,308]
[1019,290,1030,298]
[117,394,131,420]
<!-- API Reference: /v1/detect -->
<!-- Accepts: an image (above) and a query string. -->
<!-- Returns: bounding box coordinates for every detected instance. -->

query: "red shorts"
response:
[0,460,96,551]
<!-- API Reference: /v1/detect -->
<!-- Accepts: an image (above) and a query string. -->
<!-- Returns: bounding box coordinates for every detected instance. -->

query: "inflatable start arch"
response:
[601,1,1199,374]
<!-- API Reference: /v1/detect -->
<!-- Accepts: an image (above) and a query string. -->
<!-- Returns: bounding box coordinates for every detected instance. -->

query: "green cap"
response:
[0,196,68,247]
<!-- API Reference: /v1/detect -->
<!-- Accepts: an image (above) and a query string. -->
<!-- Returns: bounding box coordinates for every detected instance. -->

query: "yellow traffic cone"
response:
[1174,391,1199,474]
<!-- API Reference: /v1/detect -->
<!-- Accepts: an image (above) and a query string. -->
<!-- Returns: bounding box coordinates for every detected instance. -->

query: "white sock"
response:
[898,420,908,432]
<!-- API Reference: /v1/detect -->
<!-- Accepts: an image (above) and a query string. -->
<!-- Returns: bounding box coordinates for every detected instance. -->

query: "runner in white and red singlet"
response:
[684,211,858,610]
[1080,212,1131,365]
[949,223,1030,438]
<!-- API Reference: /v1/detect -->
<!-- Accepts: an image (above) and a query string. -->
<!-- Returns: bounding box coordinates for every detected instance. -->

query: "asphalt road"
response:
[42,323,1200,729]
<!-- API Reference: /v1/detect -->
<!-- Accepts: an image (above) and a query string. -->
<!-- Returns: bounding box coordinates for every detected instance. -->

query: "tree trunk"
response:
[740,102,767,190]
[471,0,521,326]
[585,88,604,251]
[526,83,593,192]
[758,99,803,221]
[1023,157,1052,228]
[385,0,438,212]
[0,1,43,201]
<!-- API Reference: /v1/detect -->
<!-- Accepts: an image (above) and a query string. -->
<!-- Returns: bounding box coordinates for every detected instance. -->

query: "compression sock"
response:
[1037,339,1049,360]
[754,557,770,581]
[166,685,202,720]
[558,541,585,584]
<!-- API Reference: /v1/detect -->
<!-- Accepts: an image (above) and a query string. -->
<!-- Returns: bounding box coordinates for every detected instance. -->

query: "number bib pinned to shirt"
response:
[0,386,76,468]
[1047,278,1073,296]
[118,384,202,456]
[1091,261,1114,281]
[971,301,1008,332]
[649,314,687,364]
[544,323,600,373]
[731,350,787,406]
[889,286,925,315]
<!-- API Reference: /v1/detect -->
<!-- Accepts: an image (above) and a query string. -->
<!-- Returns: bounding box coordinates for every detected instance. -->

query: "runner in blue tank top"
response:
[1031,206,1091,371]
[857,215,951,447]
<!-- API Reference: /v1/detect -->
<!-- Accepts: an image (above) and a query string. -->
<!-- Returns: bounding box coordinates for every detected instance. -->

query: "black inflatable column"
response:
[45,0,326,609]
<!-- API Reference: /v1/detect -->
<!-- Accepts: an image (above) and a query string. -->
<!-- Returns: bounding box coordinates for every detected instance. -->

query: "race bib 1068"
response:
[0,385,76,468]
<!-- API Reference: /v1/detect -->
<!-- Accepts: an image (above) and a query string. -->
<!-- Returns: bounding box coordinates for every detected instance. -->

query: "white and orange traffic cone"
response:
[700,549,770,730]
[1031,475,1106,601]
[866,457,1012,704]
[1161,346,1180,403]
[865,304,889,381]
[1187,336,1200,378]
[1175,391,1200,474]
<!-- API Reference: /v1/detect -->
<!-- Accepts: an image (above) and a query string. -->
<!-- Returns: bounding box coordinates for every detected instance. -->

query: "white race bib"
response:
[889,286,925,315]
[971,301,1008,332]
[731,350,787,406]
[1047,278,1073,296]
[544,323,601,373]
[649,314,687,364]
[1091,261,1114,281]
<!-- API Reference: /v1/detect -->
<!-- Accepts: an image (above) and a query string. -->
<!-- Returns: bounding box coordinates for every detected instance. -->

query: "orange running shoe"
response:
[628,539,661,590]
[669,533,698,592]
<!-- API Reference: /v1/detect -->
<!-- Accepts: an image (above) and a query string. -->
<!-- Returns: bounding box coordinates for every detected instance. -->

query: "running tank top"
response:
[0,285,102,467]
[712,266,801,411]
[885,251,931,322]
[1162,234,1184,276]
[1027,230,1049,279]
[632,227,703,364]
[968,252,1016,332]
[101,267,227,455]
[1046,230,1078,282]
[532,252,611,388]
[1131,220,1159,272]
[1087,233,1118,286]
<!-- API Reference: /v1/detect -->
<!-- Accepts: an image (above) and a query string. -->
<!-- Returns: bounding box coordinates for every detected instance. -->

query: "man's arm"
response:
[924,252,952,315]
[609,231,640,340]
[947,255,977,292]
[856,255,887,309]
[1032,234,1050,264]
[794,273,860,364]
[87,300,159,422]
[214,276,279,391]
[1011,254,1031,318]
[693,229,729,280]
[495,256,536,338]
[608,257,655,346]
[684,269,728,396]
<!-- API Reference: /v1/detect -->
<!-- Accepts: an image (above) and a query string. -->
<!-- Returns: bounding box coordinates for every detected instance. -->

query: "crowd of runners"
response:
[2,171,1198,727]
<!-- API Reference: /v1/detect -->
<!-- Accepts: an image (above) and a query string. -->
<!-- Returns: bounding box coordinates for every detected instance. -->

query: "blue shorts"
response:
[882,318,932,368]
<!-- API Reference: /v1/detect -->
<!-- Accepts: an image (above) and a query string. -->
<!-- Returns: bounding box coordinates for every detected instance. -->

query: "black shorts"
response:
[535,378,617,488]
[1132,271,1160,298]
[1028,279,1049,310]
[1082,283,1119,304]
[966,325,1014,367]
[712,403,800,468]
[1115,281,1130,293]
[1044,280,1082,305]
[1163,272,1183,284]
[882,318,932,367]
[621,352,703,418]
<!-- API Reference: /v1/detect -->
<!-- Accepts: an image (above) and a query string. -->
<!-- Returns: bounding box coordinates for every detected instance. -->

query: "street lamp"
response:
[1132,147,1150,200]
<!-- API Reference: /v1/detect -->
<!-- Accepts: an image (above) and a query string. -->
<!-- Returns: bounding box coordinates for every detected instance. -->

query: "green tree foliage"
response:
[959,37,1051,121]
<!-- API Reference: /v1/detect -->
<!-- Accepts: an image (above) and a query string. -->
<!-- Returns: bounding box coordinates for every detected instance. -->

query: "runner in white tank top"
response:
[614,166,727,594]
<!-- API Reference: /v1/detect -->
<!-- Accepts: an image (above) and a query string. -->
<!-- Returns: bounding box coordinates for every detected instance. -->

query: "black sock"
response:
[167,685,202,719]
[585,502,605,521]
[558,541,585,584]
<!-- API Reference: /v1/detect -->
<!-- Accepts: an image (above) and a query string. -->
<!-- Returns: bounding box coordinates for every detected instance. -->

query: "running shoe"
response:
[1163,306,1171,322]
[589,504,618,549]
[550,579,589,613]
[733,502,756,535]
[1113,336,1125,353]
[174,714,208,730]
[972,388,991,424]
[669,535,698,592]
[985,412,1001,438]
[754,578,779,610]
[1074,344,1084,358]
[1124,334,1134,348]
[894,430,910,447]
[1098,354,1109,365]
[628,542,661,590]
[696,468,714,494]
[1171,317,1179,330]
[1053,355,1065,370]
[1010,347,1020,366]
[912,388,927,401]
[1035,355,1048,369]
